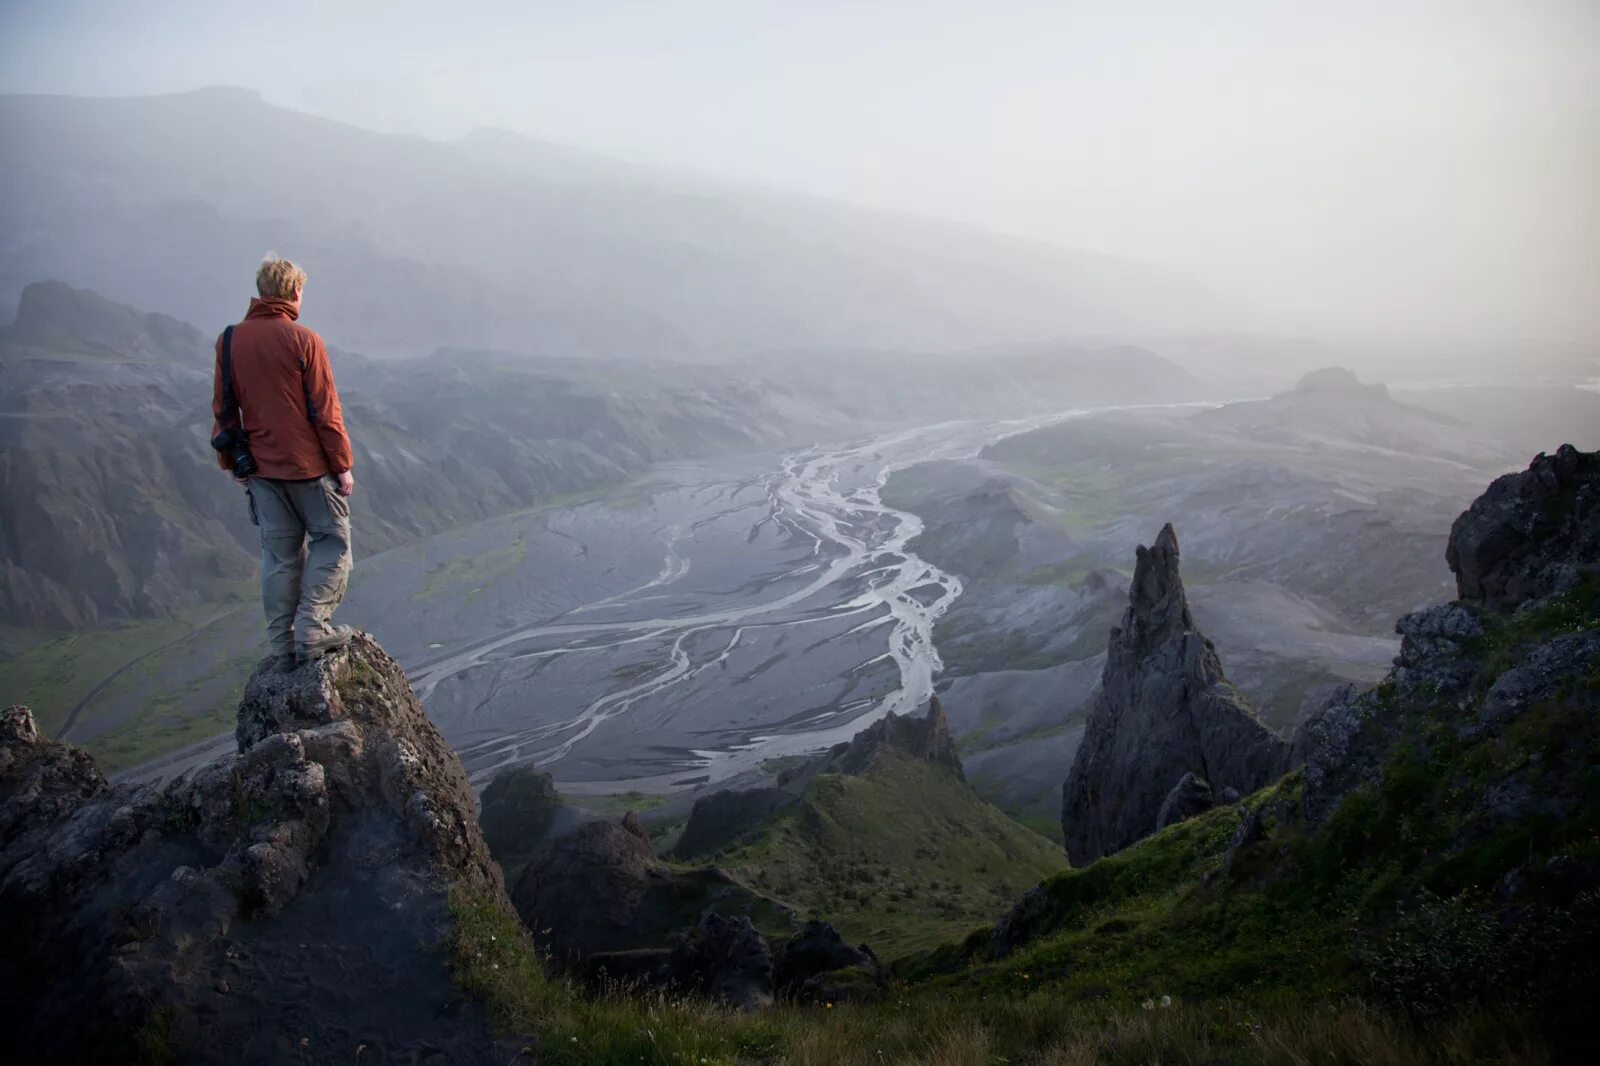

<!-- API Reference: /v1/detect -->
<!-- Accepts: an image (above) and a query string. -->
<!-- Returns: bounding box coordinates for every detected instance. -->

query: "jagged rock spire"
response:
[1061,525,1285,865]
[1121,523,1193,650]
[832,697,964,779]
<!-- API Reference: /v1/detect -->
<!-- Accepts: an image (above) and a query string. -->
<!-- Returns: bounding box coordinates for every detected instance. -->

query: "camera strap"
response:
[218,325,242,431]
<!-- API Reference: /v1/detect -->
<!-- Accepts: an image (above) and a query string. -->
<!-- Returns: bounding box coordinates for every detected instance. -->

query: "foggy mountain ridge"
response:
[0,87,1231,361]
[0,279,1204,630]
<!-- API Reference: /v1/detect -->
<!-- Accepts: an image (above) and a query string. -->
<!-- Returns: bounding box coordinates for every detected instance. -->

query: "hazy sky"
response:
[3,0,1597,342]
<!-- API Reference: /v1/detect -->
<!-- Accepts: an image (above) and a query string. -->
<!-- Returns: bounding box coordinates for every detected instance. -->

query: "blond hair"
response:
[255,254,307,299]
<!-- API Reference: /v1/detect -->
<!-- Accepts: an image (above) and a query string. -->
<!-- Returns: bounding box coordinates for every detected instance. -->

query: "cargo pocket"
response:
[245,484,260,527]
[311,474,350,533]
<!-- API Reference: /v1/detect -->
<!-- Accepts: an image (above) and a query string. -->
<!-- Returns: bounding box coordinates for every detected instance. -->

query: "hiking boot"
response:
[297,625,354,664]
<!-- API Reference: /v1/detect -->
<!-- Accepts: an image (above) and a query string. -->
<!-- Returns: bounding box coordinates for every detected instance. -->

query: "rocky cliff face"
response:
[0,633,517,1063]
[1060,524,1286,864]
[1297,445,1600,824]
[1447,444,1599,611]
[830,697,964,780]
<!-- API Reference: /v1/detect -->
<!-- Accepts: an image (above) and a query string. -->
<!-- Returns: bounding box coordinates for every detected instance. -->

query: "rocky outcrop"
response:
[601,916,880,1011]
[1061,525,1286,864]
[1,279,208,364]
[774,920,878,1002]
[1154,772,1215,831]
[1290,366,1391,401]
[479,764,563,877]
[1447,444,1600,611]
[665,912,775,1010]
[830,697,964,780]
[509,808,769,969]
[620,809,652,844]
[512,815,661,959]
[1297,445,1600,824]
[0,633,517,1064]
[675,786,793,859]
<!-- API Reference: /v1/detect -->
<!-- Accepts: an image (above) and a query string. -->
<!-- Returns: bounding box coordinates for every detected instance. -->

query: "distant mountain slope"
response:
[0,87,1225,359]
[0,280,1203,630]
[1194,367,1519,468]
[0,279,208,364]
[875,372,1512,832]
[0,282,827,627]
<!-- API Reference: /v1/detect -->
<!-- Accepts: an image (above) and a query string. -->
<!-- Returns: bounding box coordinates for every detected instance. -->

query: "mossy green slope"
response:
[692,747,1067,960]
[911,580,1600,1034]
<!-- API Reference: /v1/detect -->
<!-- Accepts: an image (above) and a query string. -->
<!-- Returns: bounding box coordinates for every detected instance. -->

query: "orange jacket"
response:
[211,298,353,479]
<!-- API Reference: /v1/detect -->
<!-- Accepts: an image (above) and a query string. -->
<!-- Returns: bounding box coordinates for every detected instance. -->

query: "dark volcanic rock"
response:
[1478,631,1600,733]
[1298,446,1600,824]
[1154,772,1215,831]
[1061,525,1286,864]
[989,884,1050,960]
[0,634,517,1064]
[512,815,661,960]
[665,912,774,1010]
[1447,444,1600,610]
[774,919,876,997]
[479,764,562,875]
[675,786,793,859]
[512,811,778,973]
[620,809,652,844]
[832,697,964,779]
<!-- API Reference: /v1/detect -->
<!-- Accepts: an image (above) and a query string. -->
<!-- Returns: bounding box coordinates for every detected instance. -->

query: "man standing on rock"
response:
[212,254,356,665]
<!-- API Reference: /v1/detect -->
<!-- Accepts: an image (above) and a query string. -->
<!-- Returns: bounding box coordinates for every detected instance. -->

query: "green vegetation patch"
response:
[1464,573,1600,690]
[577,790,670,814]
[80,646,259,774]
[710,749,1067,959]
[913,606,1600,1036]
[445,881,1560,1064]
[0,615,203,736]
[414,537,529,603]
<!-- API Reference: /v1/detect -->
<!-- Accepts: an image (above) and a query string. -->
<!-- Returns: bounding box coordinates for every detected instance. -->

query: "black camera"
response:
[211,426,258,479]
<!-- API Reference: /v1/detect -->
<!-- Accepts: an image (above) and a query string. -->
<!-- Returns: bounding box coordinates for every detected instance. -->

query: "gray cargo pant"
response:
[245,474,353,656]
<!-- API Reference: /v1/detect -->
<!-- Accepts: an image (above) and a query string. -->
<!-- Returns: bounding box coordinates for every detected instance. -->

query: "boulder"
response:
[1060,525,1286,864]
[773,919,875,994]
[664,912,774,1010]
[1154,772,1215,831]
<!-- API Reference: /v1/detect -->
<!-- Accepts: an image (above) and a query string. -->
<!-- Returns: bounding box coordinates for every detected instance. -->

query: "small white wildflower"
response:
[1142,998,1155,1010]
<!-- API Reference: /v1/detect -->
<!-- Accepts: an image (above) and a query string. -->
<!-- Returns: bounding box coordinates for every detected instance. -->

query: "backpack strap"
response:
[217,325,242,430]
